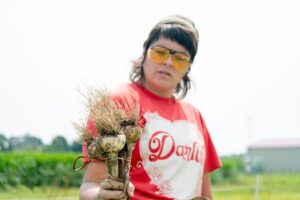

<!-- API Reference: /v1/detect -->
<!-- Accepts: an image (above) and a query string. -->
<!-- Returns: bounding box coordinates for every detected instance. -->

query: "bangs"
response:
[144,24,197,61]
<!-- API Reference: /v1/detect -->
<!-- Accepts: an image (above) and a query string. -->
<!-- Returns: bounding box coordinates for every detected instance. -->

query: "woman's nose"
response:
[163,55,173,68]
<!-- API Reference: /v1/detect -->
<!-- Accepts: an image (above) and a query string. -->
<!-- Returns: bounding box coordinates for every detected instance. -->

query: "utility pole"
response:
[254,174,260,200]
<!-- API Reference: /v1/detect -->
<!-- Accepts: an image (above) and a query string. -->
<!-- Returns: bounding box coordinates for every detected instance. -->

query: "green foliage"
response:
[1,134,82,153]
[1,174,299,200]
[211,154,245,185]
[1,152,300,200]
[213,174,300,200]
[0,134,9,152]
[211,156,300,199]
[0,152,83,189]
[52,136,69,151]
[70,141,82,152]
[43,135,70,152]
[9,134,44,152]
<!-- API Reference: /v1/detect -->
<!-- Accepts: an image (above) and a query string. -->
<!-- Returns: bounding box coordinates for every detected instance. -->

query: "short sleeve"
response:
[199,114,222,173]
[82,117,100,163]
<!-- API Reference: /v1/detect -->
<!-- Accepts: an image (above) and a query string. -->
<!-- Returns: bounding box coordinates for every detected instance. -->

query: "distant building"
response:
[246,138,300,173]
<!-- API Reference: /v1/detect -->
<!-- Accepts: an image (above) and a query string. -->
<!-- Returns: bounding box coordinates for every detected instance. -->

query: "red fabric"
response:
[82,117,100,163]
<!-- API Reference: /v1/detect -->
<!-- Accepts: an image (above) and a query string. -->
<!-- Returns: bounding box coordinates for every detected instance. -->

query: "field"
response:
[1,152,299,199]
[0,174,299,199]
[213,174,300,200]
[0,186,78,199]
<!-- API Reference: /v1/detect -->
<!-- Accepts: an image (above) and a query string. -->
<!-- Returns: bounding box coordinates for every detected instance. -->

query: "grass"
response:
[1,174,300,199]
[213,173,300,200]
[0,185,79,199]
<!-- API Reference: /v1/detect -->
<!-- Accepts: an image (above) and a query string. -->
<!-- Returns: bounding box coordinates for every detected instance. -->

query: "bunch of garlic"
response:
[74,86,142,197]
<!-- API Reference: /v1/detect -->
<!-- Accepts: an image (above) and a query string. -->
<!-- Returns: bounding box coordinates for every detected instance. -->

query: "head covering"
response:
[143,15,199,62]
[155,15,199,41]
[155,15,199,45]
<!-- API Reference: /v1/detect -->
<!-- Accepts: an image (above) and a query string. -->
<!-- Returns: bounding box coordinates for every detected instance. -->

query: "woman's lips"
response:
[158,70,172,77]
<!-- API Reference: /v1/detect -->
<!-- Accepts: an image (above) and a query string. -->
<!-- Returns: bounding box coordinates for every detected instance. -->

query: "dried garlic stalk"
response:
[74,86,142,188]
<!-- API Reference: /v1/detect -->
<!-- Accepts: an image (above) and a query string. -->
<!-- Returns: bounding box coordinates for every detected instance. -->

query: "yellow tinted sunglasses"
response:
[148,46,192,71]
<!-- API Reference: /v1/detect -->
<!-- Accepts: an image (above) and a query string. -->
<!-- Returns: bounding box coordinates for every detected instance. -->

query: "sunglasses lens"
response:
[149,46,169,63]
[149,46,191,71]
[172,53,191,71]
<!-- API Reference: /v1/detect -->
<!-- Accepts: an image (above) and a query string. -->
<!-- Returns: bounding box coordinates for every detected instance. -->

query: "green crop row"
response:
[0,152,246,188]
[211,155,246,184]
[1,152,247,189]
[0,152,84,188]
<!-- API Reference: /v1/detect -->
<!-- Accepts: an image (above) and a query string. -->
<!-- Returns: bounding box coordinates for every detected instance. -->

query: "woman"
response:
[79,15,221,200]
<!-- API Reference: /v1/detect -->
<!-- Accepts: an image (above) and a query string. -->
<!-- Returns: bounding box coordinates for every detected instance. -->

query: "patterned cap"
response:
[155,15,199,42]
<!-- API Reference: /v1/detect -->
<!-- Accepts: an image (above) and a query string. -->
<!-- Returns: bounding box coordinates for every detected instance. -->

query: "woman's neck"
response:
[140,81,174,99]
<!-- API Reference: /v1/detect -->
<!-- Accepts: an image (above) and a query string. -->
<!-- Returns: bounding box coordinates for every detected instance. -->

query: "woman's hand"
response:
[80,162,135,200]
[96,179,135,200]
[96,179,124,200]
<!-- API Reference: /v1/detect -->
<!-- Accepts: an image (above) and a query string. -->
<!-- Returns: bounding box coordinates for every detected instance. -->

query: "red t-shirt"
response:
[82,83,221,200]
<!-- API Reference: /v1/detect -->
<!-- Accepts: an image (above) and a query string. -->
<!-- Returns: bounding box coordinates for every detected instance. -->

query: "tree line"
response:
[0,133,81,152]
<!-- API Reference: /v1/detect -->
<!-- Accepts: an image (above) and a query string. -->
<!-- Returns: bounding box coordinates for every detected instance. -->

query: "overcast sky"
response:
[1,0,299,156]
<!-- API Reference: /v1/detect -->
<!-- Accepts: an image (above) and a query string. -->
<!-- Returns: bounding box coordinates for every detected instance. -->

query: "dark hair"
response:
[129,15,199,99]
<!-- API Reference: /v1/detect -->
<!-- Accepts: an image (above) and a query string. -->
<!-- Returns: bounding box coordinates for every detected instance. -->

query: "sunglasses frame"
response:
[148,45,192,71]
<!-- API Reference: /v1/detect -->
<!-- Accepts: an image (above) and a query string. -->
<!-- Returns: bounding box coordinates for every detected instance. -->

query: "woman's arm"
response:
[201,173,213,200]
[79,162,107,200]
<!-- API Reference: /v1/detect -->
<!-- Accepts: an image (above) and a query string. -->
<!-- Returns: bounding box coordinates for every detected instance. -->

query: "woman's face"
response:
[143,37,191,98]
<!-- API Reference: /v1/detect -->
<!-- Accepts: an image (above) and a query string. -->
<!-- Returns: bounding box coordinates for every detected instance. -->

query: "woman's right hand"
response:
[96,179,125,200]
[80,162,134,200]
[96,179,134,200]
